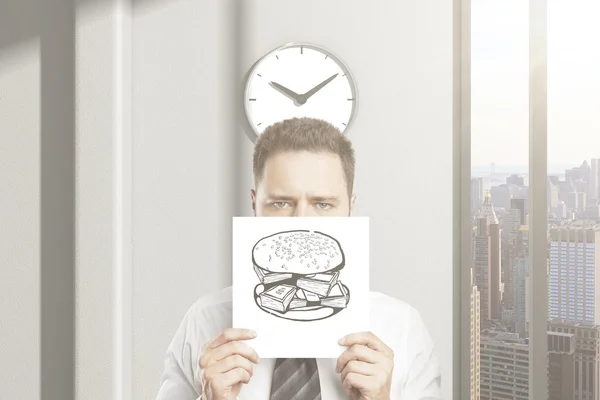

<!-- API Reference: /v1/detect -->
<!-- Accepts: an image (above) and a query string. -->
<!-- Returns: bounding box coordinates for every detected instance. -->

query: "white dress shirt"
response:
[156,286,442,400]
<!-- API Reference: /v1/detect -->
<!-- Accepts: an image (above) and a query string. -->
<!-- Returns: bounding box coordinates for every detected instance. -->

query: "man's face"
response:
[251,151,355,217]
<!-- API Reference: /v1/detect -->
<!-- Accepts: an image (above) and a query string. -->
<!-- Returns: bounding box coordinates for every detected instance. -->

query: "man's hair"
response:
[253,117,356,196]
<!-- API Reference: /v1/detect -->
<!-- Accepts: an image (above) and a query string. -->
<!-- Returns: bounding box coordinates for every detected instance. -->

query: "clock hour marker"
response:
[300,46,303,54]
[257,73,262,77]
[347,98,355,101]
[342,73,346,77]
[257,122,262,126]
[249,98,256,101]
[342,122,347,126]
[276,55,279,60]
[324,55,328,59]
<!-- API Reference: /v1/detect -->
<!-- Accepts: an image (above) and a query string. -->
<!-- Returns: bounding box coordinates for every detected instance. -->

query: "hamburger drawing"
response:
[252,230,350,321]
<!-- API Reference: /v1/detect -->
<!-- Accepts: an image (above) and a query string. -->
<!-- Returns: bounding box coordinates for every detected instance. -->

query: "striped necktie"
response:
[269,358,322,400]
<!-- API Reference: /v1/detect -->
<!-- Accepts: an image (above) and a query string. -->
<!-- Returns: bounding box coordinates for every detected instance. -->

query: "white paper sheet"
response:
[232,217,369,358]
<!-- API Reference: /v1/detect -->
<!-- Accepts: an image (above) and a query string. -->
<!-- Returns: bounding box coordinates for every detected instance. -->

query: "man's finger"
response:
[212,367,251,390]
[342,372,370,392]
[203,354,254,382]
[211,340,259,364]
[200,339,259,370]
[336,344,383,373]
[340,360,378,382]
[339,331,392,356]
[207,328,257,350]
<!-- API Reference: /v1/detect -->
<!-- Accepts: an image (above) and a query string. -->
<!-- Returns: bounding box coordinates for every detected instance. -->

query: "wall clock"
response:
[244,42,358,138]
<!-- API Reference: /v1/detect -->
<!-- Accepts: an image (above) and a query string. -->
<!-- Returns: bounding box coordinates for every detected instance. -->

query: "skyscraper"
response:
[471,270,481,400]
[548,329,575,400]
[586,204,600,220]
[490,184,512,211]
[474,193,502,322]
[589,158,600,201]
[475,218,491,322]
[574,180,588,195]
[501,246,516,314]
[557,201,567,219]
[514,228,529,338]
[566,160,591,187]
[577,192,587,214]
[548,179,559,214]
[567,192,579,212]
[559,181,576,204]
[472,178,485,213]
[488,224,501,322]
[480,332,529,400]
[510,198,526,226]
[502,205,522,314]
[548,320,600,400]
[548,226,600,324]
[506,174,525,186]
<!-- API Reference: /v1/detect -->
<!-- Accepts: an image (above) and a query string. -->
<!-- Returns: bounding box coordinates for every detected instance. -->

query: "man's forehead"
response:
[265,189,341,200]
[256,150,349,196]
[258,171,347,196]
[264,150,343,168]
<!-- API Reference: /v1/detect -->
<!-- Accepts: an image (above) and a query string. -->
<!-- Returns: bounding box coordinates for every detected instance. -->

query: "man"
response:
[156,118,442,399]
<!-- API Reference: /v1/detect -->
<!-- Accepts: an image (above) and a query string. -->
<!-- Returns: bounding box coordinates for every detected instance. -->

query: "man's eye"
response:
[272,202,289,209]
[316,203,332,210]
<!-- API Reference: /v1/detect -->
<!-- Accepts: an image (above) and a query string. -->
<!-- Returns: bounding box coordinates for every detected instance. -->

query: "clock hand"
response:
[303,73,339,100]
[270,81,302,103]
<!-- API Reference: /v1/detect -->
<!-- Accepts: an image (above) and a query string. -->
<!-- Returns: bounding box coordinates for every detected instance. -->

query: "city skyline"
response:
[471,1,600,398]
[470,156,600,399]
[472,162,593,175]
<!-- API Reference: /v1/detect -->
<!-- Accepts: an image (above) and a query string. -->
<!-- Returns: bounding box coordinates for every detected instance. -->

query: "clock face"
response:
[244,43,357,137]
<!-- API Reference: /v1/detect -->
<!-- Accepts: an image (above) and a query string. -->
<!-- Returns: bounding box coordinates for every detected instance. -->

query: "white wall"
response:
[132,1,454,399]
[1,1,75,400]
[75,0,133,398]
[132,0,239,396]
[0,35,41,400]
[0,0,454,399]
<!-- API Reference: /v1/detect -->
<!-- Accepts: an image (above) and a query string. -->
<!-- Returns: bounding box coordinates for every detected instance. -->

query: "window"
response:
[467,0,600,398]
[470,0,531,398]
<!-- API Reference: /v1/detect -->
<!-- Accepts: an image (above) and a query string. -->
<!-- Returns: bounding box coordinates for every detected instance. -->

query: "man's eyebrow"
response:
[310,196,340,203]
[266,194,296,201]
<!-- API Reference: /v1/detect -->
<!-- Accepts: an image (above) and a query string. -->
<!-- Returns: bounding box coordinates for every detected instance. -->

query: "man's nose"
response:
[292,202,316,217]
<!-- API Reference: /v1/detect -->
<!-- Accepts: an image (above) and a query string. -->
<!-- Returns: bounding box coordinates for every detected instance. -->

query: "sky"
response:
[471,0,600,169]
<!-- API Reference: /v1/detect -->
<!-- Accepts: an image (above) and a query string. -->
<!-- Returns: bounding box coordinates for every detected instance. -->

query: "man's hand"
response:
[199,328,259,400]
[335,331,394,400]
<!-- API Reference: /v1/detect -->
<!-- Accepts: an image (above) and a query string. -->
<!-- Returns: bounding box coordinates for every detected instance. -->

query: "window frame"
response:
[528,0,548,397]
[456,0,548,398]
